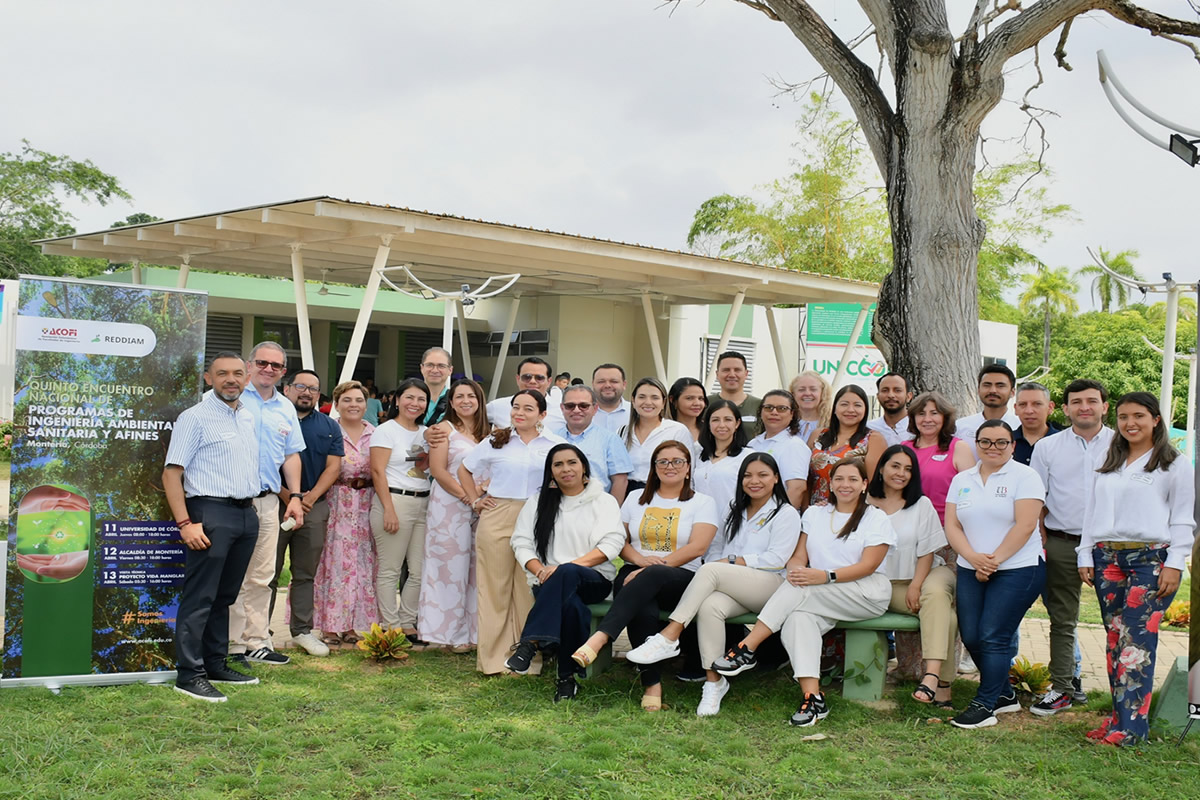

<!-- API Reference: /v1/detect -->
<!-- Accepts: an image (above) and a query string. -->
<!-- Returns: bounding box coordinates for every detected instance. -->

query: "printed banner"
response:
[803,303,886,400]
[3,277,207,683]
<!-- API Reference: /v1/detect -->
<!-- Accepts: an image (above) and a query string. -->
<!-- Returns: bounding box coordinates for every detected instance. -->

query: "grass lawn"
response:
[2,649,1198,800]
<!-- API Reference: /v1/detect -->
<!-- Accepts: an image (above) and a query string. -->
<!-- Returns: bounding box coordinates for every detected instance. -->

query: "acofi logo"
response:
[41,327,78,337]
[813,357,887,377]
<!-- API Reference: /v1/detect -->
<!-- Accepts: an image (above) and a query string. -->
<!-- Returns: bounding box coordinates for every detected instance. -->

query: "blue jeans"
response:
[520,563,612,677]
[957,561,1045,711]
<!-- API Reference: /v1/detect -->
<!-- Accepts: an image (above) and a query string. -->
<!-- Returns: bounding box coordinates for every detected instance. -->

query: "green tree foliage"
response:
[1075,247,1142,313]
[686,96,1072,320]
[1019,265,1079,369]
[111,212,161,229]
[0,140,130,279]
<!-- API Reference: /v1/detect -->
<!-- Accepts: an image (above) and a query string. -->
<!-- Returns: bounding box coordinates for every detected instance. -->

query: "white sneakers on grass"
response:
[292,632,330,657]
[696,678,729,717]
[625,633,681,665]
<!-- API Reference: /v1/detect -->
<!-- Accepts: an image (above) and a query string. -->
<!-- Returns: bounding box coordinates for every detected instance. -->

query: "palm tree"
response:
[1146,295,1198,326]
[1076,247,1141,313]
[1020,265,1079,369]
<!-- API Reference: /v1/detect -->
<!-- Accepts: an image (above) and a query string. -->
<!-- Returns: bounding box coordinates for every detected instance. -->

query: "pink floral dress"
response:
[313,422,379,635]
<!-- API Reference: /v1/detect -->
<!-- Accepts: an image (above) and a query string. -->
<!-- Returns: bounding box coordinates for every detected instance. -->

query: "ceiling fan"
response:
[315,269,350,297]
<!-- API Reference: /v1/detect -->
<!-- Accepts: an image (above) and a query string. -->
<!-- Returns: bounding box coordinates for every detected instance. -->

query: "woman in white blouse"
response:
[944,419,1045,731]
[709,458,895,727]
[571,441,719,711]
[459,390,565,675]
[693,399,754,559]
[623,377,694,491]
[749,389,812,509]
[507,444,625,702]
[369,377,431,644]
[867,444,957,707]
[624,453,801,717]
[1079,392,1195,746]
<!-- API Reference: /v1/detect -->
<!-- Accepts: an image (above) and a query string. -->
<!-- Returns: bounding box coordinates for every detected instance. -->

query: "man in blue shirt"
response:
[270,369,344,657]
[163,352,262,702]
[551,385,632,505]
[228,342,306,667]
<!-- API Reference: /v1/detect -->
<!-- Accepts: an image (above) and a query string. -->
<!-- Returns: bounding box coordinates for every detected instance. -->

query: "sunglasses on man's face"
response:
[252,359,286,371]
[561,402,593,411]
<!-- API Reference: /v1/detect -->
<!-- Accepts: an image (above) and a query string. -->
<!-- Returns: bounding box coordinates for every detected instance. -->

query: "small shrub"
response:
[1165,599,1190,629]
[1009,656,1051,696]
[356,624,411,662]
[0,419,12,461]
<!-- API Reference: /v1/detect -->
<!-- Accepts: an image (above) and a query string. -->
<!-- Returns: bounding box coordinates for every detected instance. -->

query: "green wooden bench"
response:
[585,601,919,702]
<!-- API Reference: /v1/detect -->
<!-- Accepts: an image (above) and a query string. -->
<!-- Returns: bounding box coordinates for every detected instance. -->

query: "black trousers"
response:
[599,563,700,687]
[175,498,259,683]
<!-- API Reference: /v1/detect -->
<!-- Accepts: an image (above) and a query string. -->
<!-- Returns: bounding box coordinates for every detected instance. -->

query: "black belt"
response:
[194,496,254,508]
[388,488,430,498]
[1045,528,1081,543]
[255,489,272,498]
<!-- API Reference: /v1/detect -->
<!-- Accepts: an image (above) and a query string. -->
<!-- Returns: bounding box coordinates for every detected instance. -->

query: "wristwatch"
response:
[828,571,838,584]
[727,555,737,564]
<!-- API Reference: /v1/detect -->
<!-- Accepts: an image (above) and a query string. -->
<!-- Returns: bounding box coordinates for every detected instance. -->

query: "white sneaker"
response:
[696,677,730,717]
[625,633,682,665]
[957,653,977,674]
[291,632,330,657]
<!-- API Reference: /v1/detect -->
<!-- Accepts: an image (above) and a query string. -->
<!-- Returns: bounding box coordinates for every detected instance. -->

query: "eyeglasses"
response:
[561,402,593,411]
[519,373,549,383]
[252,359,286,371]
[654,458,688,468]
[422,362,451,371]
[761,404,792,413]
[290,383,320,394]
[976,439,1012,450]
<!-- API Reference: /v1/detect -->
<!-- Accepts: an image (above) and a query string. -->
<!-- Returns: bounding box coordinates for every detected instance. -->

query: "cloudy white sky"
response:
[5,1,1200,306]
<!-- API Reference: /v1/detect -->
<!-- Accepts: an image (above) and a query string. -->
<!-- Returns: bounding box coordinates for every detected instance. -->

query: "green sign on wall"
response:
[806,303,875,346]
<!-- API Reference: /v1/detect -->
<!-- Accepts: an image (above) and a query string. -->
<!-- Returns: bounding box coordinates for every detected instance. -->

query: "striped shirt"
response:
[165,390,260,499]
[241,385,306,493]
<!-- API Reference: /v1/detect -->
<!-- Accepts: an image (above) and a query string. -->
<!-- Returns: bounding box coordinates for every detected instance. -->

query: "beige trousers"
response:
[888,564,958,685]
[668,561,784,669]
[757,572,891,680]
[475,499,540,675]
[229,495,279,653]
[370,492,429,631]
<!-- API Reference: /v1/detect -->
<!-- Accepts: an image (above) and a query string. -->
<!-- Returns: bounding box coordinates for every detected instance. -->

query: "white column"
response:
[764,304,788,386]
[339,235,393,384]
[490,294,521,401]
[290,244,315,369]
[130,258,141,285]
[443,298,455,353]
[703,289,746,391]
[177,256,190,289]
[1186,353,1196,459]
[1161,278,1180,419]
[832,304,870,390]
[455,299,474,380]
[640,292,667,383]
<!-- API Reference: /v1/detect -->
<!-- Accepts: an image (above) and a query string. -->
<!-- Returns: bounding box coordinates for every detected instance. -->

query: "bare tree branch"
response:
[1151,30,1200,66]
[857,0,898,68]
[1053,16,1075,70]
[729,0,780,21]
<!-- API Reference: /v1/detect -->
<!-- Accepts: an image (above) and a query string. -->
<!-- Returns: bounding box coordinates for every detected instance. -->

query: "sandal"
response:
[932,679,954,708]
[341,631,361,645]
[640,692,663,712]
[571,645,598,669]
[321,633,343,648]
[912,673,940,704]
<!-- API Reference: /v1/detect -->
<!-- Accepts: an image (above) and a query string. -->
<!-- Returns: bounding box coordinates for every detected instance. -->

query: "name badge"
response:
[931,453,948,462]
[994,486,1009,497]
[956,501,972,510]
[1130,473,1155,485]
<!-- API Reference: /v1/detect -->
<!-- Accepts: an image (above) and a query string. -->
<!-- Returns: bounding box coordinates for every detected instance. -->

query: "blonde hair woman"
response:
[790,371,832,444]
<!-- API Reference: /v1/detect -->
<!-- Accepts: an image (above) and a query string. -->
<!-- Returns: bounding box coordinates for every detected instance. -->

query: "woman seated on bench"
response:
[571,441,718,711]
[710,457,894,727]
[623,453,800,717]
[506,444,626,702]
[867,444,957,707]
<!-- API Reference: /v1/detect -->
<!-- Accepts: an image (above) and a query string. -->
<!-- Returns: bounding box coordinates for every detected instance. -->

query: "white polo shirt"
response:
[802,504,896,574]
[867,415,915,447]
[748,429,812,484]
[1029,426,1115,536]
[955,410,1020,457]
[946,459,1045,570]
[621,491,719,572]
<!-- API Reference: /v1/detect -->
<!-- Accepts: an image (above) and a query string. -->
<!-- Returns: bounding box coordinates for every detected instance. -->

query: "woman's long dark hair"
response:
[866,445,924,509]
[668,376,706,422]
[638,440,696,505]
[756,389,800,436]
[386,378,431,422]
[1099,391,1180,474]
[829,457,870,539]
[816,385,871,450]
[490,389,546,448]
[532,444,592,562]
[725,453,789,543]
[698,398,748,461]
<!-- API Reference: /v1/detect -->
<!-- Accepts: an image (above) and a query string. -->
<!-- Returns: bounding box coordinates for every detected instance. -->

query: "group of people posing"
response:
[164,346,1192,748]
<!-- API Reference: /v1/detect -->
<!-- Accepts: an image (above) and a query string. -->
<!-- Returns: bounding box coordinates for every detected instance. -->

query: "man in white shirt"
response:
[591,363,630,434]
[866,372,914,446]
[955,364,1019,456]
[486,356,562,429]
[1029,379,1113,716]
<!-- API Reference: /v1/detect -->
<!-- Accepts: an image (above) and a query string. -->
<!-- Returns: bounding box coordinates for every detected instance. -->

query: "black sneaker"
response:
[994,692,1021,714]
[951,702,997,729]
[227,652,250,669]
[712,644,758,677]
[207,662,260,685]
[505,641,537,674]
[553,676,578,703]
[174,677,227,703]
[789,692,829,727]
[246,647,290,665]
[1070,676,1088,705]
[1030,689,1072,717]
[674,666,707,683]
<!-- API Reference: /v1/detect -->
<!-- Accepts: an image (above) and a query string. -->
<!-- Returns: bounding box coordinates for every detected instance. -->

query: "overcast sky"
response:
[5,1,1200,308]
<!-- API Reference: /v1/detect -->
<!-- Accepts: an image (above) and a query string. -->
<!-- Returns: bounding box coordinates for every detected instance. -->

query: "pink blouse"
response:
[903,436,963,524]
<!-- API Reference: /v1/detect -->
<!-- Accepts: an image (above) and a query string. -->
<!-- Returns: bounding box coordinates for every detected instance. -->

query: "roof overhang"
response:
[36,196,879,307]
